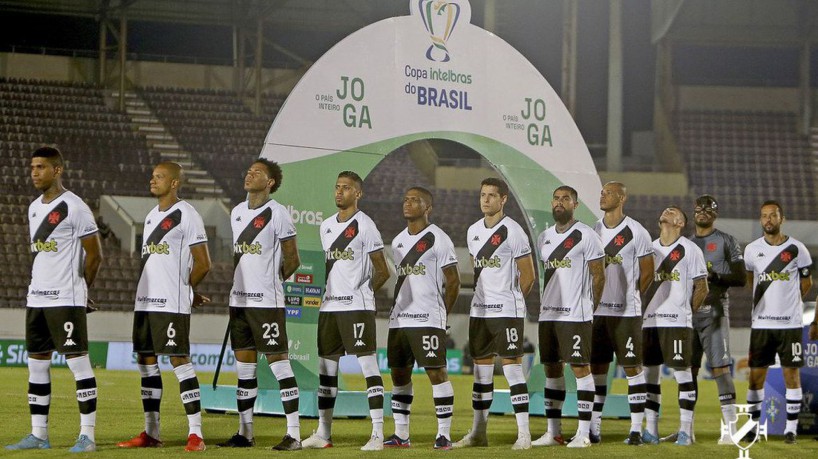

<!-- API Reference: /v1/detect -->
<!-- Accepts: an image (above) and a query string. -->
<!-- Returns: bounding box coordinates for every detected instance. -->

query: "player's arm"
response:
[369,250,391,292]
[589,258,605,311]
[712,260,747,287]
[516,254,536,297]
[691,276,708,312]
[442,264,461,314]
[280,237,300,281]
[80,233,103,289]
[638,254,654,294]
[746,271,755,291]
[800,267,812,299]
[190,243,212,307]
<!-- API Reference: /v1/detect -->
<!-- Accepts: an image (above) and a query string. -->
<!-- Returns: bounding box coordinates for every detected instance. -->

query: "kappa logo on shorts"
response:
[507,343,517,350]
[63,338,77,346]
[571,350,582,358]
[166,339,177,346]
[268,339,279,346]
[426,350,437,358]
[626,350,636,358]
[355,339,365,347]
[673,352,683,360]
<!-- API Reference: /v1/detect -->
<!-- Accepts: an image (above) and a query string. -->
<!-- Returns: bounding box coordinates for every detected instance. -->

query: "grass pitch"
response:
[0,368,816,457]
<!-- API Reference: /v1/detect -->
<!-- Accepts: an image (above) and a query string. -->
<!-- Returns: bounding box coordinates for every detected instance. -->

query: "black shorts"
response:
[749,328,804,368]
[26,306,88,355]
[691,314,732,368]
[133,311,190,356]
[468,317,525,359]
[590,316,642,367]
[317,310,376,357]
[538,320,592,365]
[388,327,448,369]
[229,307,289,355]
[643,327,692,369]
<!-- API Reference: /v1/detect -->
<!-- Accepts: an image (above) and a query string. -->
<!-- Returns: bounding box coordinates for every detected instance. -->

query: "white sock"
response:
[391,383,413,439]
[173,363,202,438]
[645,366,661,437]
[785,387,802,434]
[236,361,257,439]
[138,363,162,439]
[317,357,339,440]
[590,373,607,435]
[575,374,595,437]
[67,355,97,442]
[673,369,696,435]
[28,358,51,441]
[626,371,647,433]
[544,376,565,436]
[358,354,384,438]
[503,364,530,436]
[432,381,454,439]
[270,360,301,441]
[471,364,494,433]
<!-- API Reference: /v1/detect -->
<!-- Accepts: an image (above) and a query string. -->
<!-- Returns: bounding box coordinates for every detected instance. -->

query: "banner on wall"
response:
[256,0,602,391]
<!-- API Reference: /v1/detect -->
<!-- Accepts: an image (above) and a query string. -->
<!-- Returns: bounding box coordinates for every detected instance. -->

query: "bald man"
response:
[118,162,212,452]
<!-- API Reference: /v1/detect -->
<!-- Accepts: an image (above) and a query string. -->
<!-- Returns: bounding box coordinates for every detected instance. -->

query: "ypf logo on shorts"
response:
[721,404,767,458]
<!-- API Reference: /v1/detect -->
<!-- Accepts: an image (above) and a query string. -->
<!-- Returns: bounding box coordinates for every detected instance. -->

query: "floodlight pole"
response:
[606,0,623,173]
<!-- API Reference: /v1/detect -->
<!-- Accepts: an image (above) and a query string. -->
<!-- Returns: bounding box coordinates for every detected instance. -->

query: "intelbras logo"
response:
[142,242,170,256]
[234,241,262,255]
[30,239,58,253]
[286,205,323,226]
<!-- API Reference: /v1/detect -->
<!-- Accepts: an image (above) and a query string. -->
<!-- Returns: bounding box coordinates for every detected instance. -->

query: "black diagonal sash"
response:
[603,225,634,259]
[324,219,359,280]
[233,207,273,268]
[473,225,508,284]
[140,209,182,273]
[753,244,799,307]
[392,231,436,306]
[31,201,68,261]
[643,243,686,307]
[542,229,583,288]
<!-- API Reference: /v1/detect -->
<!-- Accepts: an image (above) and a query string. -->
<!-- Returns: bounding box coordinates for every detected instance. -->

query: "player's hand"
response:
[192,292,211,309]
[809,322,818,341]
[86,298,99,314]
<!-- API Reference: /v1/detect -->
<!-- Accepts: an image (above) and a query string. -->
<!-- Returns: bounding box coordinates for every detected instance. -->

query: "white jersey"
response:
[537,221,605,322]
[135,200,208,314]
[642,236,707,328]
[390,224,458,329]
[467,216,532,318]
[27,191,98,308]
[230,199,296,308]
[744,236,812,329]
[593,216,653,317]
[319,211,384,312]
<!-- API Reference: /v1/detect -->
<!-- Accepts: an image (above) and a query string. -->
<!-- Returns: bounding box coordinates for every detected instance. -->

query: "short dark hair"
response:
[31,146,64,168]
[338,170,364,190]
[407,186,434,206]
[667,205,688,226]
[761,200,784,217]
[554,185,578,201]
[253,158,283,194]
[481,177,509,197]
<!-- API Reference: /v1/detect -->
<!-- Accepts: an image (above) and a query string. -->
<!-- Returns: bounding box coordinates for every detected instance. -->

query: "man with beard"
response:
[743,200,813,444]
[661,195,745,444]
[641,207,708,447]
[591,182,654,446]
[302,171,391,451]
[532,186,605,449]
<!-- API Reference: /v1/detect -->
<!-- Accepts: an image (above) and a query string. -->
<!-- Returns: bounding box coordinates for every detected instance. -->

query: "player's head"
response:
[599,181,626,213]
[335,170,363,210]
[30,146,64,192]
[403,186,433,221]
[151,162,183,199]
[694,194,719,229]
[760,200,784,236]
[480,177,508,217]
[551,185,578,225]
[659,205,687,230]
[245,159,282,194]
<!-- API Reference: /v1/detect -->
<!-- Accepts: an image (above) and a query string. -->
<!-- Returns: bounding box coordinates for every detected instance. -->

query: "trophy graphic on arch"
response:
[417,0,464,62]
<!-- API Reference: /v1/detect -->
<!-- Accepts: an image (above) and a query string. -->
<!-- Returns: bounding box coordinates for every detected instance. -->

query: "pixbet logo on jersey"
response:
[326,248,354,261]
[473,256,501,269]
[30,239,58,253]
[286,205,323,226]
[234,241,262,255]
[142,242,170,256]
[758,271,790,282]
[654,270,681,282]
[546,258,571,269]
[397,263,426,276]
